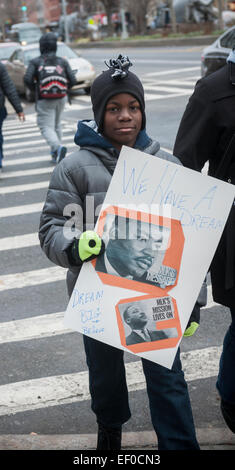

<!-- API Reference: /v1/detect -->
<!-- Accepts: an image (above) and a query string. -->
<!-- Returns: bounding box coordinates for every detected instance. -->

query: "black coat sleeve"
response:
[0,63,23,113]
[173,80,217,171]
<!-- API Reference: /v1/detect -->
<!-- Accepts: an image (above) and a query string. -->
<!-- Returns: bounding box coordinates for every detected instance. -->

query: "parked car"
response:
[6,22,42,45]
[0,42,18,64]
[201,26,235,77]
[5,42,96,101]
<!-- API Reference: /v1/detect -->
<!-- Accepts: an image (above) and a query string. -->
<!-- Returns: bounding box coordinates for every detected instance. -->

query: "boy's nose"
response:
[119,108,132,120]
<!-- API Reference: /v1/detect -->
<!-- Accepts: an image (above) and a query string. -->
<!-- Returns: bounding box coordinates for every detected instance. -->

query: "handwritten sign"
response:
[64,146,235,368]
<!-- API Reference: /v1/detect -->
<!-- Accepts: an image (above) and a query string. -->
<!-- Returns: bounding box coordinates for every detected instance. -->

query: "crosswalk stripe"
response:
[0,180,49,194]
[4,133,74,149]
[0,232,39,250]
[0,166,53,178]
[4,156,52,166]
[0,202,43,218]
[4,129,73,140]
[0,345,222,416]
[145,66,200,77]
[144,85,194,94]
[0,266,66,291]
[4,144,75,157]
[0,311,66,343]
[145,91,192,101]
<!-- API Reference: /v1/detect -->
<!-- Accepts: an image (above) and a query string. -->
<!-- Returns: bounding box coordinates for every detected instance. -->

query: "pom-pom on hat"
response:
[91,55,146,132]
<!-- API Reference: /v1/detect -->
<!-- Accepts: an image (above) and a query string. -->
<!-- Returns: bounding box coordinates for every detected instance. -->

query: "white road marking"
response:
[4,133,74,149]
[4,144,75,157]
[4,155,51,166]
[0,202,44,218]
[144,85,194,94]
[0,180,49,194]
[0,345,222,416]
[0,311,67,344]
[145,66,200,77]
[0,232,39,251]
[0,266,66,291]
[0,166,53,178]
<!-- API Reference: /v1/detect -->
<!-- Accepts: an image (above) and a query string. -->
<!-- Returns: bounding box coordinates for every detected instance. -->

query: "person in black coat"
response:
[173,56,235,434]
[0,62,25,172]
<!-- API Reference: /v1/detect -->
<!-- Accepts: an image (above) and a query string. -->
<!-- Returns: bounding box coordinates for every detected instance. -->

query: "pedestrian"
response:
[0,61,25,173]
[24,32,77,164]
[39,54,200,450]
[173,53,235,434]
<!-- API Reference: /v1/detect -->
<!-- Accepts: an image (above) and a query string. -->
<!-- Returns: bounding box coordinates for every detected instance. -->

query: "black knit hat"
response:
[91,55,146,132]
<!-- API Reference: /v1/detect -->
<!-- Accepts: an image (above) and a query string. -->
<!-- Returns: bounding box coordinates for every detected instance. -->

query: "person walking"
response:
[0,61,25,173]
[24,32,77,164]
[173,53,235,434]
[39,55,200,450]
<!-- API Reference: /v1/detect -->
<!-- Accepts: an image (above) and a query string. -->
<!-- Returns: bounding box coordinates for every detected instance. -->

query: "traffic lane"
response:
[78,45,203,76]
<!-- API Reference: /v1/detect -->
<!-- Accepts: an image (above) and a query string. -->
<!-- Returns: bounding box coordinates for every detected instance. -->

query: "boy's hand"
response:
[77,231,105,262]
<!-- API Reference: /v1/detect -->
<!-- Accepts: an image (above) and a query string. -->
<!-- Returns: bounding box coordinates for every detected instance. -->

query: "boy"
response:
[39,55,199,450]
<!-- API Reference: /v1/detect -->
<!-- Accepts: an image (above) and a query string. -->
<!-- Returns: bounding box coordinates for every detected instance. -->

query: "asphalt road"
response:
[0,45,233,450]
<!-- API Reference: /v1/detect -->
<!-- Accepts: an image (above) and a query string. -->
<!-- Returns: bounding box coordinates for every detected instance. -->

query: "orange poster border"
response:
[115,293,182,353]
[92,205,185,295]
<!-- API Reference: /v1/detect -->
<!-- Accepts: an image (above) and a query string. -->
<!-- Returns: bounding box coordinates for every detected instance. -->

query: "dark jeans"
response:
[0,106,7,167]
[83,336,199,450]
[217,308,235,404]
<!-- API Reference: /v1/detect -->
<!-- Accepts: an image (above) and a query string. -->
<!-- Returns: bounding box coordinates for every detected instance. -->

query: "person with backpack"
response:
[39,55,200,450]
[24,32,77,164]
[0,61,25,173]
[173,54,235,434]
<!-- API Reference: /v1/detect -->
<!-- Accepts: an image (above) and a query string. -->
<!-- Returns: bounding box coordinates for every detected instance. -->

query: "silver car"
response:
[5,42,96,101]
[201,26,235,77]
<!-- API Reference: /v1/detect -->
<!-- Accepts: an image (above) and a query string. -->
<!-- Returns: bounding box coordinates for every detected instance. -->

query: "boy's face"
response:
[103,93,143,150]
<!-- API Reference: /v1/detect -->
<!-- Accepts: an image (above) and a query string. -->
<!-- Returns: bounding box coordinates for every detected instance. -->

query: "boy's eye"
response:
[107,106,119,112]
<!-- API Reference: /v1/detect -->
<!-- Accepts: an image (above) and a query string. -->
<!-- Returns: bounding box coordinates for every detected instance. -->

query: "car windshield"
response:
[24,43,79,65]
[220,28,235,49]
[57,44,78,59]
[0,45,17,60]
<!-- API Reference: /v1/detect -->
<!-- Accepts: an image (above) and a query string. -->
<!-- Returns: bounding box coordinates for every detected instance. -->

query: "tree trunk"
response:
[169,0,177,33]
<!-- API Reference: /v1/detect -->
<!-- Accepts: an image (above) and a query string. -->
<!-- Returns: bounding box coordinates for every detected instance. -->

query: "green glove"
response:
[78,231,104,261]
[69,231,105,265]
[183,322,199,337]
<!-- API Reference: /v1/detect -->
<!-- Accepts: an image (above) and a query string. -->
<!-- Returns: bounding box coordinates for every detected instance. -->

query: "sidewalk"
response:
[0,428,234,450]
[72,34,215,50]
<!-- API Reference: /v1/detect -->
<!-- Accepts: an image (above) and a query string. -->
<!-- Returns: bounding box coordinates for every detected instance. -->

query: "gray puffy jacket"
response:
[39,120,180,297]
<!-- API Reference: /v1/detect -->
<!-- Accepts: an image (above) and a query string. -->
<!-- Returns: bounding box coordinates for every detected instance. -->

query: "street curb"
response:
[72,35,215,49]
[0,429,234,450]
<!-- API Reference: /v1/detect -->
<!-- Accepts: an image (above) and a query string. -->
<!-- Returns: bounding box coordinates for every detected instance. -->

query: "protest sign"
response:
[64,146,235,368]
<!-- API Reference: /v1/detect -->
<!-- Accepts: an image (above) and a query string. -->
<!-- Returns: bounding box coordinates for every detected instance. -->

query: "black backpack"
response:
[38,57,68,99]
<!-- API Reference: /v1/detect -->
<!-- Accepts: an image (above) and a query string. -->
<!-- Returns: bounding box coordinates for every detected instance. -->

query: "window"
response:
[220,29,235,49]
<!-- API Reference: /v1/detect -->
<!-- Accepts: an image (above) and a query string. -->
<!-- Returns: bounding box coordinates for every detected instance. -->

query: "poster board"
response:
[64,146,235,368]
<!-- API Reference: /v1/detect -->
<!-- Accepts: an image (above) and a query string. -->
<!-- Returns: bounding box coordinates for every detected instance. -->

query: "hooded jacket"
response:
[39,120,181,297]
[24,33,77,99]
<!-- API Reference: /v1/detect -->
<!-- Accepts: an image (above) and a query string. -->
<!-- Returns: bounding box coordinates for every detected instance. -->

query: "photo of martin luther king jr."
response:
[95,214,176,287]
[122,302,178,346]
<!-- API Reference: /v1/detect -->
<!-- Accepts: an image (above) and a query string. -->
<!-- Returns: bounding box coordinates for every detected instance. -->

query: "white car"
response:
[5,42,96,101]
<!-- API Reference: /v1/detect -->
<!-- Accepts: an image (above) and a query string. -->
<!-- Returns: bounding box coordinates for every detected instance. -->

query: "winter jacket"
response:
[0,62,23,113]
[174,63,235,308]
[24,33,77,100]
[39,120,181,297]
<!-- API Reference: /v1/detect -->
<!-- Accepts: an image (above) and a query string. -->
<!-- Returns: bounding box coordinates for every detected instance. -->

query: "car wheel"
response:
[25,87,34,102]
[84,87,91,95]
